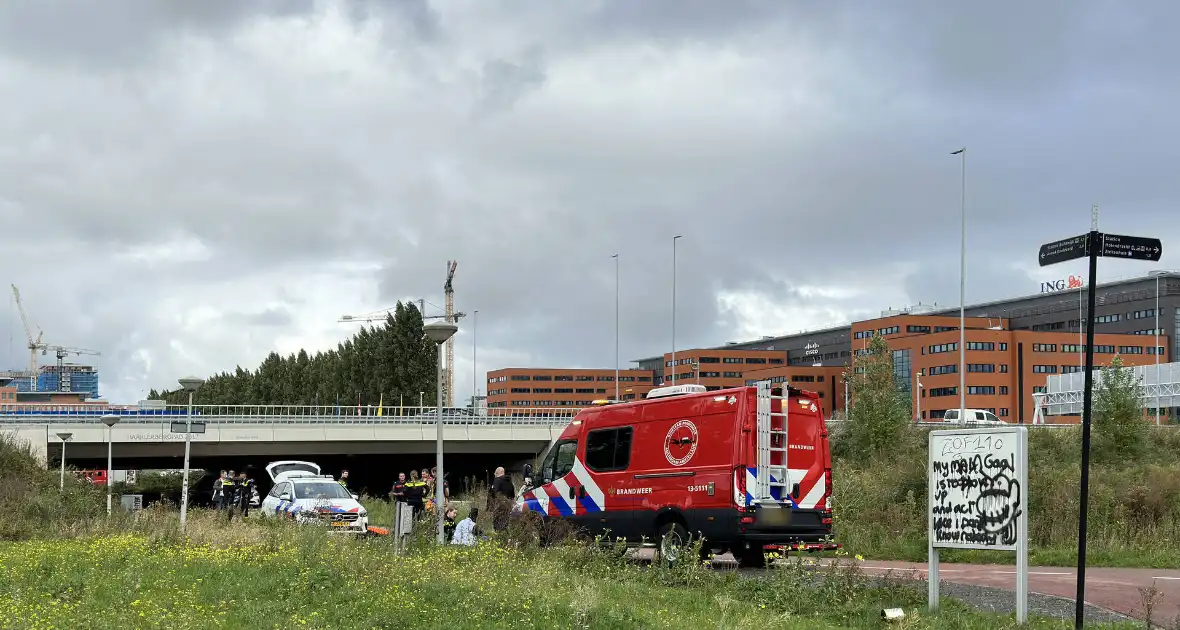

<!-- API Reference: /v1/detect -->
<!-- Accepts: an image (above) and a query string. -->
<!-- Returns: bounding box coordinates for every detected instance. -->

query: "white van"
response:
[942,408,1005,425]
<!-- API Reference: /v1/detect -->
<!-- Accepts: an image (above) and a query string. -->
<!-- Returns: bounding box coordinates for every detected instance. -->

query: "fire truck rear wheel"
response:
[738,546,766,569]
[655,521,689,565]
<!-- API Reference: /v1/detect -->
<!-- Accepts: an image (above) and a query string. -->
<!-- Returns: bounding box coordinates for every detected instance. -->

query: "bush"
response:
[0,432,106,541]
[833,425,1180,568]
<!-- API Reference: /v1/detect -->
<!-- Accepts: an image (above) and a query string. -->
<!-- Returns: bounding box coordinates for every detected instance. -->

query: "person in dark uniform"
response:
[338,470,350,491]
[391,472,407,504]
[223,470,240,523]
[237,473,255,518]
[404,470,427,516]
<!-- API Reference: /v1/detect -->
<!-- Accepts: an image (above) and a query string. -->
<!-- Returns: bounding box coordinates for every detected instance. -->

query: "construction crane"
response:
[10,284,45,376]
[443,260,458,407]
[48,345,101,393]
[339,305,466,324]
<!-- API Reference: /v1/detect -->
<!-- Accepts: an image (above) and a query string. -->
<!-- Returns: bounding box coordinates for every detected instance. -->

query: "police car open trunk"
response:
[731,382,835,565]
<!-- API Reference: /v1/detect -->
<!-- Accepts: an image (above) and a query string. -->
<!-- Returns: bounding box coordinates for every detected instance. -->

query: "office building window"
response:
[878,326,900,336]
[966,342,995,351]
[723,371,742,378]
[532,375,553,381]
[999,386,1009,395]
[999,342,1008,351]
[967,363,995,373]
[1033,343,1057,352]
[1033,385,1046,393]
[576,375,595,381]
[554,388,573,394]
[575,388,594,394]
[699,356,720,363]
[967,386,996,395]
[934,326,957,332]
[533,388,553,394]
[1062,344,1085,354]
[770,358,785,364]
[929,387,957,397]
[1032,365,1057,374]
[1149,346,1166,356]
[510,388,531,394]
[1131,309,1156,320]
[1061,365,1083,374]
[791,375,816,382]
[1118,346,1144,355]
[554,375,573,381]
[1094,314,1120,324]
[745,358,767,364]
[907,325,931,333]
[511,375,530,381]
[723,357,744,364]
[1031,322,1065,332]
[893,349,913,393]
[999,364,1009,373]
[928,364,957,375]
[1094,345,1115,354]
[929,343,958,354]
[597,376,615,382]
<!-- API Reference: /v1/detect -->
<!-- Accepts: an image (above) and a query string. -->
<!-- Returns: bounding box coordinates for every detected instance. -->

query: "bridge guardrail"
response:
[0,403,1123,428]
[0,404,579,425]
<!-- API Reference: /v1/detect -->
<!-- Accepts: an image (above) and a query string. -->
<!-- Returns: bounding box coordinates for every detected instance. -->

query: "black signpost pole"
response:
[1074,231,1099,630]
[1038,228,1161,630]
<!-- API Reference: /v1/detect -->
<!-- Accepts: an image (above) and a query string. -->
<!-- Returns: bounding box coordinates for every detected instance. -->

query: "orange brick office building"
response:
[487,272,1178,422]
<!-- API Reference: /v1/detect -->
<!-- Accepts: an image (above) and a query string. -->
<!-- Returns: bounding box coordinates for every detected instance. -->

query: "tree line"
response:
[150,302,441,408]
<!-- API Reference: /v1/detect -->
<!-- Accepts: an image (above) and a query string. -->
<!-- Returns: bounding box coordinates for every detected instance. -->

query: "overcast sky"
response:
[2,1,1178,404]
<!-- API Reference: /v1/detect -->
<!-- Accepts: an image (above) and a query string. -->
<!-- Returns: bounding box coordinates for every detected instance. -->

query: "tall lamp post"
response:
[101,414,120,515]
[472,310,479,411]
[424,320,459,544]
[613,253,620,400]
[672,235,682,385]
[178,376,205,530]
[56,432,73,491]
[951,148,967,424]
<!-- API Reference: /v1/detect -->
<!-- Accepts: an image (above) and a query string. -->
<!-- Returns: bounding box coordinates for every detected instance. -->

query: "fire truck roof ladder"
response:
[755,380,790,504]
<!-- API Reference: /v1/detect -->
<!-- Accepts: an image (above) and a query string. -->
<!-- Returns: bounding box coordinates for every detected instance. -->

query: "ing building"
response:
[490,271,1178,421]
[486,367,656,413]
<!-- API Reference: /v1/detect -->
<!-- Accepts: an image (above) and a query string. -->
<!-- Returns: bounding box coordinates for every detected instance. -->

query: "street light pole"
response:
[473,310,479,410]
[56,432,72,491]
[100,415,120,515]
[613,253,620,400]
[424,320,459,544]
[672,235,682,385]
[178,376,205,530]
[951,148,967,422]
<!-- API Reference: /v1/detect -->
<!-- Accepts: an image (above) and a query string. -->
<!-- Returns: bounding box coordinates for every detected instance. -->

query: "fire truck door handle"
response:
[578,486,587,498]
[569,486,577,500]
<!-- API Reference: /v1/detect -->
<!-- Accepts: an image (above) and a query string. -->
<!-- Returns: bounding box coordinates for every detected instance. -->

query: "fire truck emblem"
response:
[663,419,699,467]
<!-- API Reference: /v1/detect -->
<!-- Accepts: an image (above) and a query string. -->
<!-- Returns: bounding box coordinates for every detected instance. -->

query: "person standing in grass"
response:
[223,470,240,523]
[404,470,426,516]
[237,472,255,519]
[488,467,515,532]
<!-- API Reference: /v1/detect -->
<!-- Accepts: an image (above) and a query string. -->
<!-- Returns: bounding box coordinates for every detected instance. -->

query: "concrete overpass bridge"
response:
[0,404,573,493]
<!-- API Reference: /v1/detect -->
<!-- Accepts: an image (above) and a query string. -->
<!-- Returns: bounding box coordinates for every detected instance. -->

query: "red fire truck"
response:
[515,381,837,567]
[76,469,109,485]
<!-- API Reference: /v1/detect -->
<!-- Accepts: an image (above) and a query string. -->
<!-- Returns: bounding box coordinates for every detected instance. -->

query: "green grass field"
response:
[0,509,1146,630]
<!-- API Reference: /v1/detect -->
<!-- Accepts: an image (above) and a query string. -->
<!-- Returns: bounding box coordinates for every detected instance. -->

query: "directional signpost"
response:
[1039,229,1163,630]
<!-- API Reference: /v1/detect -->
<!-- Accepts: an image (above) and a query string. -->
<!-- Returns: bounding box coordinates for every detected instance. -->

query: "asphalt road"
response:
[822,559,1180,624]
[633,549,1177,624]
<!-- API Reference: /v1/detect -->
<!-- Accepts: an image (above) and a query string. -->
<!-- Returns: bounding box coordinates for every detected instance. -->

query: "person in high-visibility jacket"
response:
[403,470,427,516]
[222,471,240,523]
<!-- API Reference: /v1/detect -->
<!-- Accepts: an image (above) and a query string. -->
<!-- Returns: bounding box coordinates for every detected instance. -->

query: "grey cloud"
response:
[3,1,1180,405]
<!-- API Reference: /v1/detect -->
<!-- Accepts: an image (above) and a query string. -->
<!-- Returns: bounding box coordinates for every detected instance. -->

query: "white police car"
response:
[259,460,369,534]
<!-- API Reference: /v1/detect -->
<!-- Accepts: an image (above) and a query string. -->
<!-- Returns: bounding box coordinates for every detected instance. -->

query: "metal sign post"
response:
[1039,228,1162,629]
[928,426,1029,623]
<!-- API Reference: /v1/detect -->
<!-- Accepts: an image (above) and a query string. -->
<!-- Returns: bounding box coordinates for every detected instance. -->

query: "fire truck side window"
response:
[584,427,633,472]
[540,440,578,483]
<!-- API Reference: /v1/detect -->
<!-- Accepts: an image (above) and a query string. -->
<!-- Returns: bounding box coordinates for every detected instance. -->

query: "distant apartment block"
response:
[485,367,656,411]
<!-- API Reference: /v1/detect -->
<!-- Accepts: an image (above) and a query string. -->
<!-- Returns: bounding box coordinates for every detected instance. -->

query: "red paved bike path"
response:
[845,560,1180,622]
